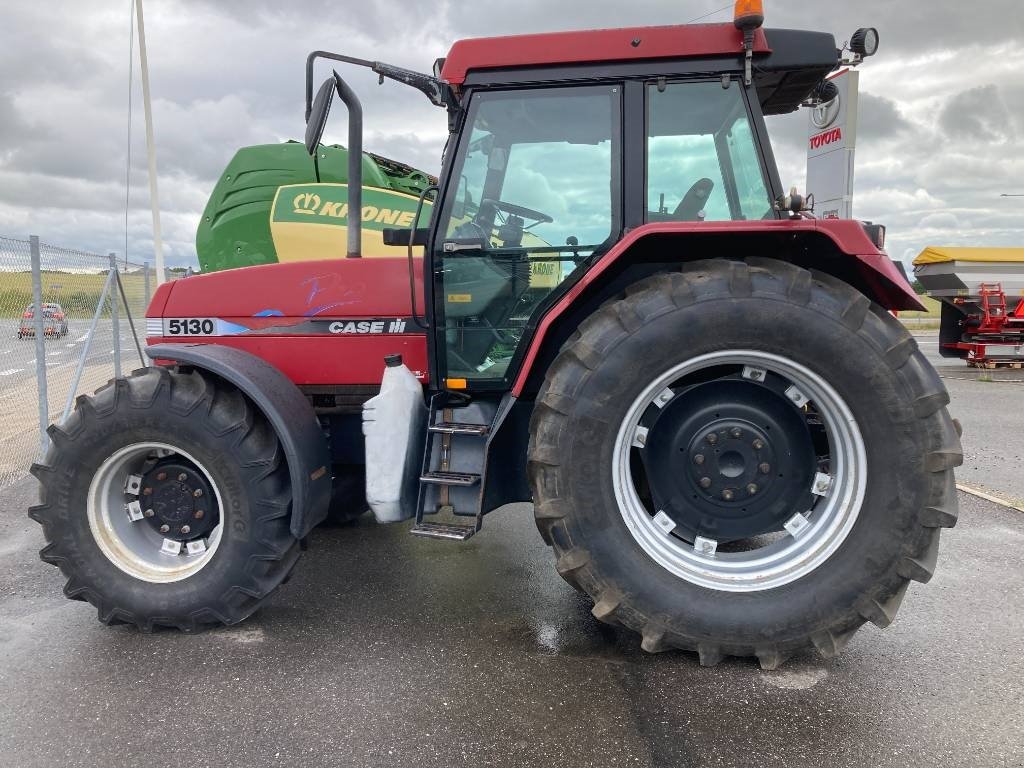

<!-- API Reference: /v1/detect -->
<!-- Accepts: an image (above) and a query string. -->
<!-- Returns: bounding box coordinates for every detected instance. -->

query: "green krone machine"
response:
[197,141,437,272]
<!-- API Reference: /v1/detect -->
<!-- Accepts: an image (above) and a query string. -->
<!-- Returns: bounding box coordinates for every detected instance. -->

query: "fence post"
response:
[144,261,151,305]
[62,270,115,422]
[109,253,122,379]
[30,236,49,455]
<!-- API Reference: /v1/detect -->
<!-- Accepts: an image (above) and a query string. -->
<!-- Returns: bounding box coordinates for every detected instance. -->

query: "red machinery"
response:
[944,283,1024,366]
[914,245,1024,367]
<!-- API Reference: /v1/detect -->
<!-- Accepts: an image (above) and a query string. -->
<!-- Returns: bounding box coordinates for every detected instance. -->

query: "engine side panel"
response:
[147,257,429,385]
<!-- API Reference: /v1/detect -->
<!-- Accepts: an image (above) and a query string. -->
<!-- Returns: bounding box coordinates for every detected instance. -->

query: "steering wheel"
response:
[479,198,554,225]
[673,178,715,221]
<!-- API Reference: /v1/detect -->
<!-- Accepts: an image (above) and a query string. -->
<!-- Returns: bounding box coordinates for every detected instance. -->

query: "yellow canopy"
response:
[913,246,1024,266]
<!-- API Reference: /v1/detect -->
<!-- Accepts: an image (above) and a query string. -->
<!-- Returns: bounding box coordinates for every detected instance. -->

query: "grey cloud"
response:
[856,93,911,139]
[0,4,109,89]
[918,212,960,229]
[0,93,38,151]
[939,85,1013,142]
[179,0,453,40]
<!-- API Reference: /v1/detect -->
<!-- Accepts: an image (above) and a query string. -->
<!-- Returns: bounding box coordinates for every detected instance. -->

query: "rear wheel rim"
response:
[612,350,867,593]
[87,441,225,583]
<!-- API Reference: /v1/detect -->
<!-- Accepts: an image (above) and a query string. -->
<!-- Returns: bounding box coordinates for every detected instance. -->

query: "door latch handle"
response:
[443,240,485,253]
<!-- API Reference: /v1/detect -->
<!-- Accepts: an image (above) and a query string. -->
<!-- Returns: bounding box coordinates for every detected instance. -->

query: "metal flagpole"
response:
[135,0,166,285]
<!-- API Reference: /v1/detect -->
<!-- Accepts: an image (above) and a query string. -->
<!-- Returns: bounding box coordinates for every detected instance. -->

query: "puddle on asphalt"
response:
[212,626,266,644]
[494,604,646,662]
[760,666,828,690]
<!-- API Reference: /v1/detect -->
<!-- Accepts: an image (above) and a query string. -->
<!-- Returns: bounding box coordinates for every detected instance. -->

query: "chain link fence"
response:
[0,235,178,490]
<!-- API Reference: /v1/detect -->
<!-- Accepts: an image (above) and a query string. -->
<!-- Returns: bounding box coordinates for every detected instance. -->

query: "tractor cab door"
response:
[431,85,622,388]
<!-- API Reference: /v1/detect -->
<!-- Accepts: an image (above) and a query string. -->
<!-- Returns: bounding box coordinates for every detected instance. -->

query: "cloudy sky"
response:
[1,0,1022,268]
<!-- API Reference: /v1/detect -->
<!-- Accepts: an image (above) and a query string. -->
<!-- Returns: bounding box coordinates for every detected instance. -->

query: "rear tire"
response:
[528,259,962,668]
[29,366,301,631]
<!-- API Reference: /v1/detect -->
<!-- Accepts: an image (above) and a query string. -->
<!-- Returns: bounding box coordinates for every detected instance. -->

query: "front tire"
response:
[528,259,962,667]
[29,366,301,630]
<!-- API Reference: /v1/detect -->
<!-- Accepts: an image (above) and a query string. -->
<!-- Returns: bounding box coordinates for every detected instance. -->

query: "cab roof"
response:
[441,23,769,84]
[440,23,838,115]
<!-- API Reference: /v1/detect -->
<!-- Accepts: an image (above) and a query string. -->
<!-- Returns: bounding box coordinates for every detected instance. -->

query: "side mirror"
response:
[304,77,336,155]
[302,69,365,257]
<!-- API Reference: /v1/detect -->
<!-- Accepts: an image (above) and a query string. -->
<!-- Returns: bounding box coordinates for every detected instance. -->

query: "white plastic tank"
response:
[362,354,426,523]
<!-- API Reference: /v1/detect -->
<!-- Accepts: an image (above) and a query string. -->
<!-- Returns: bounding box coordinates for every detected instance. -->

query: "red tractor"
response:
[31,3,961,668]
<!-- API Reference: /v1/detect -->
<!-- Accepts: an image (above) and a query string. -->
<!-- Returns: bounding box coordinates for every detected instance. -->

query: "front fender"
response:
[146,343,332,538]
[512,220,923,396]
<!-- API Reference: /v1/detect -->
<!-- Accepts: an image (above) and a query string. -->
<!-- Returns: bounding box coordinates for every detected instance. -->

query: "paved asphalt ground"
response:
[0,332,1021,767]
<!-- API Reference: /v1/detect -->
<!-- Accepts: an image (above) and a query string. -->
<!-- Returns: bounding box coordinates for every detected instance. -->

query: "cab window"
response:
[647,81,771,222]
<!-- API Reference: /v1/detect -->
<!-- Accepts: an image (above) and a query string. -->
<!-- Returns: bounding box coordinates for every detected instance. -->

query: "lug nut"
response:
[693,454,705,465]
[705,433,718,446]
[194,509,205,520]
[177,473,188,482]
[156,472,167,481]
[193,488,203,498]
[699,476,712,489]
[180,525,191,535]
[142,487,153,496]
[759,462,771,475]
[747,483,758,495]
[730,427,742,439]
[159,524,170,534]
[143,508,155,518]
[752,439,764,450]
[722,489,734,501]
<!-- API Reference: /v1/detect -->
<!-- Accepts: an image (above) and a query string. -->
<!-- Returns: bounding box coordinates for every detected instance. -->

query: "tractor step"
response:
[410,522,477,541]
[419,470,480,487]
[429,421,490,436]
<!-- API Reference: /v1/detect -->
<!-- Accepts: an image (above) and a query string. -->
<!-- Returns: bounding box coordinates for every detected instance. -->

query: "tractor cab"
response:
[434,75,777,384]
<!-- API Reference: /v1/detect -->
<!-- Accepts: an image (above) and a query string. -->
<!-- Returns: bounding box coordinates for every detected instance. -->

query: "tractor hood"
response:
[146,258,428,386]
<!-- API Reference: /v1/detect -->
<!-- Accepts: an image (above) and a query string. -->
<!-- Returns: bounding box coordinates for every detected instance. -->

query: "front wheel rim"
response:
[612,350,867,593]
[87,442,225,583]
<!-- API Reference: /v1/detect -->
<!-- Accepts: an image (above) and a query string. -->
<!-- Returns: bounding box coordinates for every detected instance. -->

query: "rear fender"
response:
[513,220,922,396]
[146,343,332,538]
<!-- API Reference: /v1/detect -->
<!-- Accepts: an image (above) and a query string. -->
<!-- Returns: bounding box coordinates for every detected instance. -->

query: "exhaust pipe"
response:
[332,72,363,259]
[304,53,364,258]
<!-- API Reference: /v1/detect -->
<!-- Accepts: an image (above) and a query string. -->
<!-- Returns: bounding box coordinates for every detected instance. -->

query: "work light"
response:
[850,27,879,57]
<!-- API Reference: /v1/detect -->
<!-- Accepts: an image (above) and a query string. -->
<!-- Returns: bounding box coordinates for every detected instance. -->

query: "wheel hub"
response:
[686,418,775,500]
[641,377,815,542]
[141,459,216,541]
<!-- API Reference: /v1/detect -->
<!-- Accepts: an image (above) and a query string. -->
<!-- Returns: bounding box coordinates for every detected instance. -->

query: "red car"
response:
[18,302,69,339]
